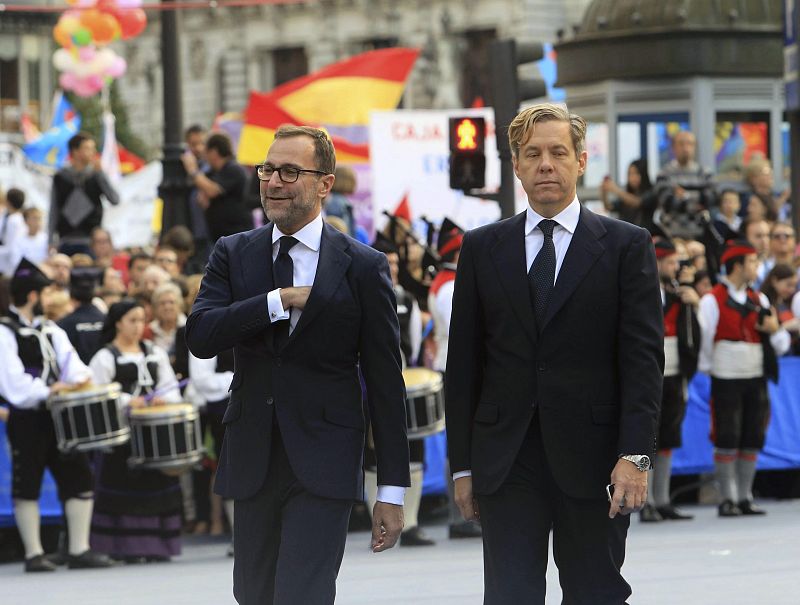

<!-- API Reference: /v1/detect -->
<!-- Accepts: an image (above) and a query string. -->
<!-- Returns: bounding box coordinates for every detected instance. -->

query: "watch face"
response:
[639,455,651,470]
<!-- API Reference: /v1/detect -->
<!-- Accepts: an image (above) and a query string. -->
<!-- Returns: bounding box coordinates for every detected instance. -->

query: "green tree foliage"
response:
[66,82,151,161]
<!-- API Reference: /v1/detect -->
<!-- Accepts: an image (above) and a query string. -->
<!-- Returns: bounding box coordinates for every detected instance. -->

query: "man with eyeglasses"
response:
[181,132,253,243]
[186,125,409,605]
[762,222,797,279]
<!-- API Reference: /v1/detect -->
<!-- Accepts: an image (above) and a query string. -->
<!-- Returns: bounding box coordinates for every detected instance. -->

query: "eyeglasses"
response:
[771,233,794,240]
[256,164,326,183]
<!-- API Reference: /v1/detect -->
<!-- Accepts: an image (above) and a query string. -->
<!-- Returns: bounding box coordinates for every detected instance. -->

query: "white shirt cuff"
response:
[266,289,289,323]
[453,470,472,480]
[376,485,405,506]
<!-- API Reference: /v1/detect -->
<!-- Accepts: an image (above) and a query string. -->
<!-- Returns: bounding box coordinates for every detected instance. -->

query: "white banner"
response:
[369,109,503,232]
[0,143,160,250]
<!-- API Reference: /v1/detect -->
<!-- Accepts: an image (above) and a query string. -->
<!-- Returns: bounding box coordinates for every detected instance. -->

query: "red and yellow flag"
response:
[237,48,419,165]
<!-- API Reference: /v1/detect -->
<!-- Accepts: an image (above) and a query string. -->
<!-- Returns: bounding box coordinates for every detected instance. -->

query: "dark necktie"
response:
[528,219,557,327]
[273,236,299,348]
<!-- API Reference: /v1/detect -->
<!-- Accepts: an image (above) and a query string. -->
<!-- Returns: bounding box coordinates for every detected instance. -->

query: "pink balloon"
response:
[78,46,96,62]
[106,56,127,78]
[116,0,143,7]
[87,74,105,89]
[59,72,78,90]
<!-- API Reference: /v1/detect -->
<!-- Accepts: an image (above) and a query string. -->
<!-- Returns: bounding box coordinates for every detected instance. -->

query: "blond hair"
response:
[507,103,587,158]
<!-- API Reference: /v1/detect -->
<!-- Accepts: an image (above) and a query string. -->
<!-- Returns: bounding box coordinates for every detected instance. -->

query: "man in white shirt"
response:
[697,239,790,517]
[0,258,113,572]
[187,125,409,605]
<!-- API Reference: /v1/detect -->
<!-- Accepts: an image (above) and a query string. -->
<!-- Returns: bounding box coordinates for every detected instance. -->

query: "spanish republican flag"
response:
[237,48,419,165]
[271,48,419,127]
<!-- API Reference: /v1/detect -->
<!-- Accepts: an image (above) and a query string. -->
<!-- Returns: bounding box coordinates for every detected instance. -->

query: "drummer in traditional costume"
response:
[0,258,113,572]
[88,299,183,562]
[366,237,433,546]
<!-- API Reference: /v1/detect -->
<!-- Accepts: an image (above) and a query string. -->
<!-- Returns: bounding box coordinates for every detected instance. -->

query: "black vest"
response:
[1,313,59,384]
[395,287,414,364]
[106,341,160,396]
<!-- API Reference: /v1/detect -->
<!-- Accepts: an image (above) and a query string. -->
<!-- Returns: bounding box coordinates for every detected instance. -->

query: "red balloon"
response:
[117,8,146,40]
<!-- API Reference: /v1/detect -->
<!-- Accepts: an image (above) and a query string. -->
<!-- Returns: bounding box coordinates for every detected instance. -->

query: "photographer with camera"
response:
[654,131,716,240]
[641,239,701,523]
[698,240,791,517]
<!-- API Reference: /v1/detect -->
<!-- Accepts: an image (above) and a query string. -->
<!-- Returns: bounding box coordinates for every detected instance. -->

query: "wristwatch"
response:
[620,454,651,472]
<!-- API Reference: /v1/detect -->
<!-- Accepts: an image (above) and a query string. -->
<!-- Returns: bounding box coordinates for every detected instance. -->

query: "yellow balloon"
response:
[60,15,81,35]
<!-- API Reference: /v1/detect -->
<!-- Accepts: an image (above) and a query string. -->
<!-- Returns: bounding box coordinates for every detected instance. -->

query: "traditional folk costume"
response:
[0,259,112,571]
[89,301,183,561]
[641,240,701,522]
[698,241,790,516]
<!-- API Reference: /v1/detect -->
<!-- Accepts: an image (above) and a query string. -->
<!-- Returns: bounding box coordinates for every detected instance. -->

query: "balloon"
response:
[53,23,73,48]
[87,74,105,89]
[94,48,117,71]
[116,8,147,40]
[72,28,93,47]
[53,48,76,71]
[78,46,97,62]
[92,13,121,45]
[59,72,78,91]
[106,56,127,78]
[116,0,143,7]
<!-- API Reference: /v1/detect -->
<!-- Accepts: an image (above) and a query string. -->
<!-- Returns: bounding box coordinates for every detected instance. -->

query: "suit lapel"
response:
[242,224,275,298]
[490,212,538,346]
[540,205,605,330]
[241,225,276,353]
[288,224,351,342]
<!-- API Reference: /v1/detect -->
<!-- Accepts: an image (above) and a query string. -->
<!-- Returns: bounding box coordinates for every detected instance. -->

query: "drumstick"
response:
[144,378,190,403]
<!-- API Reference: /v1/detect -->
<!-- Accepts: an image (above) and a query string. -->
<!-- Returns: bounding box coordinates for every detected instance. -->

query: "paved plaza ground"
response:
[2,500,799,604]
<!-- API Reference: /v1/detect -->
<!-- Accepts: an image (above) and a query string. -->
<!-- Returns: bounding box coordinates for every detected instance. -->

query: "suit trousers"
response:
[476,413,631,605]
[232,414,353,605]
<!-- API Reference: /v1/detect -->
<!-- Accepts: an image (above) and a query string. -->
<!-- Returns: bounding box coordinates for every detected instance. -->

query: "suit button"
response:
[275,357,282,367]
[537,362,547,371]
[266,397,274,406]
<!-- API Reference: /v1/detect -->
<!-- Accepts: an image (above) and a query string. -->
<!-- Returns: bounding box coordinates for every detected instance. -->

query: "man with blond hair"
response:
[446,103,663,604]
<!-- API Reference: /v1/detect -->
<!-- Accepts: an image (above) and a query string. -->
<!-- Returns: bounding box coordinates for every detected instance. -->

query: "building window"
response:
[272,47,308,88]
[0,56,20,132]
[460,29,495,108]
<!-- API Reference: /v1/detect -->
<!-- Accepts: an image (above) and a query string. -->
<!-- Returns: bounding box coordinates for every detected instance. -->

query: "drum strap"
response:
[107,341,160,397]
[1,316,60,385]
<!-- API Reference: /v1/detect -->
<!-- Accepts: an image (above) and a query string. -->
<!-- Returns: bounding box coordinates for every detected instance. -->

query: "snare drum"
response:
[128,404,203,472]
[402,368,445,439]
[48,383,129,452]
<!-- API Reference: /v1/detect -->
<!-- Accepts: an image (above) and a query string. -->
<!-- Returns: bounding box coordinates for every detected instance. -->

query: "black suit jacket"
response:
[445,206,664,500]
[186,222,410,501]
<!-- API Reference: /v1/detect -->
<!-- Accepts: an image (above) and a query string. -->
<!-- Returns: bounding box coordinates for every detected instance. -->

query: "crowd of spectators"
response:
[601,129,799,354]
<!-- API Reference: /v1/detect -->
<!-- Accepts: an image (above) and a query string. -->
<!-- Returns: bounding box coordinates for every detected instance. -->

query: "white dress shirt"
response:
[453,199,581,482]
[265,213,405,506]
[0,308,92,409]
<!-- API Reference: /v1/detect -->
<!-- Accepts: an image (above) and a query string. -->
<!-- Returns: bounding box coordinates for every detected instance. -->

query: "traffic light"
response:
[448,116,486,191]
[489,39,547,218]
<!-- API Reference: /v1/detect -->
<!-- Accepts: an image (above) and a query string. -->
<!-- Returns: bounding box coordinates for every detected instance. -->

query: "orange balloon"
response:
[93,13,121,45]
[53,23,73,49]
[79,9,103,36]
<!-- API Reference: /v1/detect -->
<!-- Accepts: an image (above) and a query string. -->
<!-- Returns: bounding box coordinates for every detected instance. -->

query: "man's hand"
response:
[608,459,647,518]
[181,151,199,175]
[279,286,312,311]
[196,191,210,210]
[678,285,700,307]
[454,476,480,522]
[0,407,8,422]
[129,396,147,409]
[371,502,403,553]
[48,382,70,396]
[756,308,780,335]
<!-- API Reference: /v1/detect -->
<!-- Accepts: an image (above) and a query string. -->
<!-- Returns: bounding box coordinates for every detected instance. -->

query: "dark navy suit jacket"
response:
[186,222,410,500]
[445,206,664,499]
